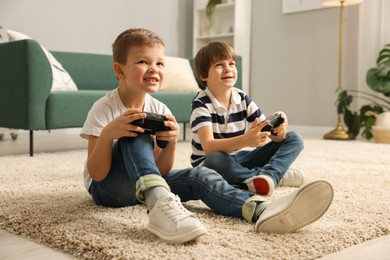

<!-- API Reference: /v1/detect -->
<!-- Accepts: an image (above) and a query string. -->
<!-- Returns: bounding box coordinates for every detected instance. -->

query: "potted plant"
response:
[206,0,222,27]
[337,43,390,140]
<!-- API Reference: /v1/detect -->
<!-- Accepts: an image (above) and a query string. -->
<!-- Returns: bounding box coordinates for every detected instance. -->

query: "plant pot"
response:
[371,126,390,144]
[366,112,390,143]
[375,111,390,128]
[366,111,390,128]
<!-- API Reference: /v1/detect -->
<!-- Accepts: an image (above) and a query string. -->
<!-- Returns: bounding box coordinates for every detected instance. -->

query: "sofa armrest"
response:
[0,39,52,130]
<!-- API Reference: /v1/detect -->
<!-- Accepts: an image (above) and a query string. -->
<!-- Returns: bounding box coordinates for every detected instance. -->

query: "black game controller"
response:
[261,113,285,135]
[132,112,170,148]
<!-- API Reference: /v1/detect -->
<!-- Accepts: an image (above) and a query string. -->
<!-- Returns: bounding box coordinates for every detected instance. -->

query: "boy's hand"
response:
[100,108,147,141]
[155,114,179,147]
[244,118,270,147]
[270,112,288,138]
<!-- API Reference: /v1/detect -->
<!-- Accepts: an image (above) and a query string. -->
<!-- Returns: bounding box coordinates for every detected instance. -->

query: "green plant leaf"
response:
[358,105,383,140]
[367,43,390,95]
[361,116,376,140]
[335,87,344,96]
[336,90,355,114]
[377,48,390,65]
[343,109,359,137]
[206,0,222,22]
[366,68,390,93]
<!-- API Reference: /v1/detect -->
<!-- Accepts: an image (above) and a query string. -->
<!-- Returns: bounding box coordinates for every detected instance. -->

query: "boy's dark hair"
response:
[112,28,165,64]
[194,41,236,85]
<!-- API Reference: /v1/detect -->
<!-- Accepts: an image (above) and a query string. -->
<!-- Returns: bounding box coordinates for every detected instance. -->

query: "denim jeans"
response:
[203,131,304,186]
[89,134,257,221]
[165,166,254,219]
[89,134,168,207]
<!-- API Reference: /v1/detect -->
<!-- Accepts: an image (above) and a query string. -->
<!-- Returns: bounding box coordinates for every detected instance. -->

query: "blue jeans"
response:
[203,131,304,186]
[89,134,166,207]
[165,166,254,219]
[89,134,257,221]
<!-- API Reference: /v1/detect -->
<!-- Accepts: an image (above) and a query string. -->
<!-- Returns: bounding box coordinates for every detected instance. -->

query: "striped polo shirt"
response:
[190,87,266,167]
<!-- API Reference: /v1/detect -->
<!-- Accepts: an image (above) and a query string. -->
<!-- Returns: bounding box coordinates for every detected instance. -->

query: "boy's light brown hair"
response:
[112,28,165,64]
[194,41,236,86]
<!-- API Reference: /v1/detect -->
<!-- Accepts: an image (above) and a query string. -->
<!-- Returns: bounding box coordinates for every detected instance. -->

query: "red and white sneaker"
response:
[240,175,275,196]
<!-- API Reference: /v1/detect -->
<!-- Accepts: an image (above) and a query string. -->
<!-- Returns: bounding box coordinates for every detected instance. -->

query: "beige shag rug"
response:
[0,138,389,259]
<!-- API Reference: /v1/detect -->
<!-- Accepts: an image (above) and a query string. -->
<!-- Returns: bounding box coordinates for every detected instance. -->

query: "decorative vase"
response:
[366,111,390,144]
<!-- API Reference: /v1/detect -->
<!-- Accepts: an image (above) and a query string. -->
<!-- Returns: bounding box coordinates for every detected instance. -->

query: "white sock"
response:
[253,201,272,222]
[144,186,170,211]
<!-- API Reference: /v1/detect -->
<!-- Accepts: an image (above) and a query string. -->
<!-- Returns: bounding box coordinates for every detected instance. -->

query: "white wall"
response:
[250,0,360,127]
[0,0,193,57]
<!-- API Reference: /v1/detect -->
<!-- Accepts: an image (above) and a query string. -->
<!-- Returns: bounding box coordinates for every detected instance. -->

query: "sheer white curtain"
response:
[380,0,390,45]
[357,0,390,102]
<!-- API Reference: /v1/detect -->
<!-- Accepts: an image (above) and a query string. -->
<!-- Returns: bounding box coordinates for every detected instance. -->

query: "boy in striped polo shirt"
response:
[191,42,305,196]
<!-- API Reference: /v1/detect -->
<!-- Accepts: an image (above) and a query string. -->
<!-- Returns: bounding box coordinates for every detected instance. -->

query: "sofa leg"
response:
[29,130,34,157]
[183,123,186,141]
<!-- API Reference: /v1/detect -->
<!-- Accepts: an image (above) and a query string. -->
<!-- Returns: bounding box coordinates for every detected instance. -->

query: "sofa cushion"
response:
[52,51,118,91]
[46,90,108,129]
[7,30,78,92]
[159,56,200,93]
[151,92,198,123]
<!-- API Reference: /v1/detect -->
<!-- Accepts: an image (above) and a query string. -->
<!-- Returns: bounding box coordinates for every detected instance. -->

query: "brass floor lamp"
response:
[322,0,362,140]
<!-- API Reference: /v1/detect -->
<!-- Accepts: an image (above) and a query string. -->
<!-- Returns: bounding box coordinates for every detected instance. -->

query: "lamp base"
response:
[324,123,355,140]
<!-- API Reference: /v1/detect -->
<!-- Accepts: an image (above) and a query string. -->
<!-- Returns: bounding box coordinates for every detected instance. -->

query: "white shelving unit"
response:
[193,0,252,93]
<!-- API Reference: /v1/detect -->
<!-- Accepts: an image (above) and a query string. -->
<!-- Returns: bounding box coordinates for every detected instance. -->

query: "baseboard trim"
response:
[1,126,334,138]
[288,125,333,136]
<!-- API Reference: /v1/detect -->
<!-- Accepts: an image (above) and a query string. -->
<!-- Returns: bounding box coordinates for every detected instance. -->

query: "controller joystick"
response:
[132,112,170,148]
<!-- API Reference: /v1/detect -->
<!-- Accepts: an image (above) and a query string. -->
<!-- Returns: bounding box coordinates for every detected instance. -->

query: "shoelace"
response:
[159,195,194,223]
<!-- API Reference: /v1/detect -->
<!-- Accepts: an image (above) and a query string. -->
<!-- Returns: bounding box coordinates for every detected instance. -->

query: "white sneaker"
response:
[241,175,275,196]
[147,193,207,243]
[279,168,305,187]
[255,180,333,234]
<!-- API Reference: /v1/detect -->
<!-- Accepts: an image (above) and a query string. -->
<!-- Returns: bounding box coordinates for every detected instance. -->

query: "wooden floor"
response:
[0,128,389,260]
[0,230,76,260]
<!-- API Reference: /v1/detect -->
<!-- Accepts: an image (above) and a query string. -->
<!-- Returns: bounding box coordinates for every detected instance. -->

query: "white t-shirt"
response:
[80,88,171,190]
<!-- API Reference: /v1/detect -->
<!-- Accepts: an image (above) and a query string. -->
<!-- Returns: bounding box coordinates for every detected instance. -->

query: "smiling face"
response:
[202,58,237,92]
[115,44,165,95]
[194,41,237,93]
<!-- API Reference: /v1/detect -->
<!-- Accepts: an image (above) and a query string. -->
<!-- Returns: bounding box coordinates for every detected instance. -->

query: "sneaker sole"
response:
[147,224,207,244]
[255,180,333,234]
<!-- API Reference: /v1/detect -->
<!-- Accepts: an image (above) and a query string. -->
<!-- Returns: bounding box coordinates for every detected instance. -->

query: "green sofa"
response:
[0,39,242,156]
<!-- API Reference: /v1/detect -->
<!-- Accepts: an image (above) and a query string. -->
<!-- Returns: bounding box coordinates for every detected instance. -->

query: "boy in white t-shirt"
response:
[81,28,334,243]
